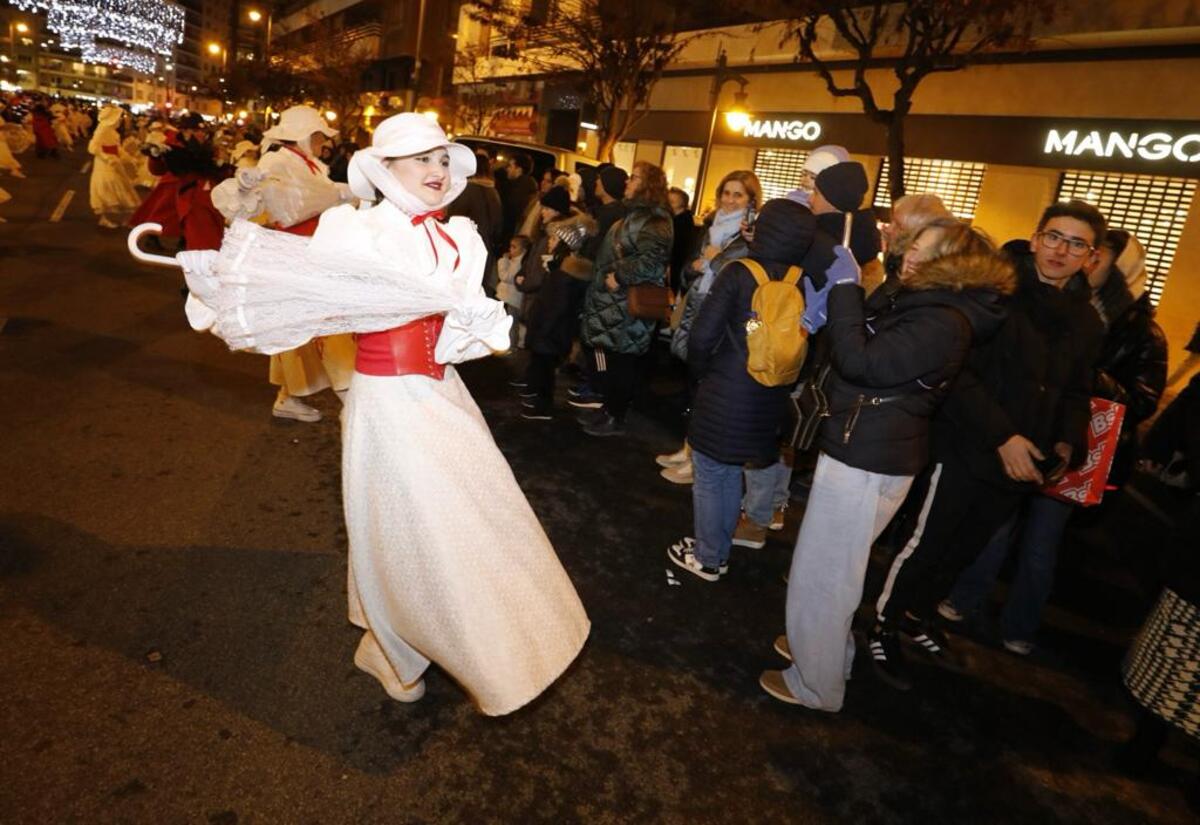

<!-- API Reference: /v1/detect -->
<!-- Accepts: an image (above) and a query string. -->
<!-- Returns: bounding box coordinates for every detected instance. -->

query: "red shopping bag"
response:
[1043,398,1126,506]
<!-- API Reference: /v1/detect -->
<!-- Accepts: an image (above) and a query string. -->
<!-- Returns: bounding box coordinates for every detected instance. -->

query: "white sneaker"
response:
[937,600,965,623]
[354,633,425,703]
[655,443,690,468]
[272,395,322,422]
[97,216,118,228]
[1002,639,1033,656]
[659,461,693,485]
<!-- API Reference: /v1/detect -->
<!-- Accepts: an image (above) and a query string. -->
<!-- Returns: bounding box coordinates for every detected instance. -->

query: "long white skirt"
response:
[90,159,140,217]
[342,368,590,715]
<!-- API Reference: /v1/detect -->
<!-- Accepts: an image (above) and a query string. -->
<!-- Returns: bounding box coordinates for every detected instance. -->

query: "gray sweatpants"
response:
[782,453,913,712]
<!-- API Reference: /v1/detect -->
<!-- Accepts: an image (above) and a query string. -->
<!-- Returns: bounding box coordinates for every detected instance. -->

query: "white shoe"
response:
[937,600,965,623]
[660,461,693,485]
[10,169,24,179]
[655,443,690,468]
[97,217,118,228]
[272,395,321,422]
[1002,639,1033,656]
[354,633,425,703]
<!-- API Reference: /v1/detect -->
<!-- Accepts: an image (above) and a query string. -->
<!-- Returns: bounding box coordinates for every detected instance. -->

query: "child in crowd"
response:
[497,235,530,349]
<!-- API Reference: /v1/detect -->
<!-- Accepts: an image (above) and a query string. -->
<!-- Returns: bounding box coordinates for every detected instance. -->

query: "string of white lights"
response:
[9,0,185,75]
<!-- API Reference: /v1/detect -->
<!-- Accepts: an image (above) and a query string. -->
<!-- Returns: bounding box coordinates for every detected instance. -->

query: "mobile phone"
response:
[1035,453,1067,480]
[745,201,757,228]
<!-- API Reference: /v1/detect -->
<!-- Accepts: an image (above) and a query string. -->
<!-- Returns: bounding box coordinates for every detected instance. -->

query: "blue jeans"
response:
[691,449,744,568]
[946,494,1075,643]
[743,457,792,526]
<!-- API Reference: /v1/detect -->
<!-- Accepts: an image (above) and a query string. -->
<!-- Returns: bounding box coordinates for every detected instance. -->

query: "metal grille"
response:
[874,157,988,220]
[753,148,810,201]
[1055,172,1196,307]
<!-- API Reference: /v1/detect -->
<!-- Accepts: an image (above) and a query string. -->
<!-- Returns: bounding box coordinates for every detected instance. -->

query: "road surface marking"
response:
[80,160,92,174]
[49,189,75,223]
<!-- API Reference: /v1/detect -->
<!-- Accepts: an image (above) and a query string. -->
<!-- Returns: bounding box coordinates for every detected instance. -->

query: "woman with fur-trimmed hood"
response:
[760,219,1017,713]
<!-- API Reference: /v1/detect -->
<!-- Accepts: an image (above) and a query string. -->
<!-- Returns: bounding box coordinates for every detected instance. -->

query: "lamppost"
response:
[247,7,272,62]
[207,41,227,73]
[694,48,749,215]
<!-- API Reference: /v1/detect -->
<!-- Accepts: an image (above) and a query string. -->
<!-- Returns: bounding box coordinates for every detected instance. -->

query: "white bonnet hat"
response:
[347,113,475,213]
[263,105,337,144]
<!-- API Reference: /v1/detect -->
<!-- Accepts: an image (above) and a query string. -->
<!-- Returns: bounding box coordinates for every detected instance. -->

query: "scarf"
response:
[698,207,746,292]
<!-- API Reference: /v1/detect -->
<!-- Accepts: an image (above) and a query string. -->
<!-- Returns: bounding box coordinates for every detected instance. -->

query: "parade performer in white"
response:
[88,107,141,228]
[212,106,356,423]
[134,113,590,715]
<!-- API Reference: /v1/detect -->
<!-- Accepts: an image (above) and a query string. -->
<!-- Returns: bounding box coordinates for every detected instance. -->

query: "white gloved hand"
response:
[435,297,513,364]
[177,249,221,331]
[236,167,265,191]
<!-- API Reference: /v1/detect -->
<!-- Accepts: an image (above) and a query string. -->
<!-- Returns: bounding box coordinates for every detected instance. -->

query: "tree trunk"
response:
[596,133,617,163]
[886,112,906,203]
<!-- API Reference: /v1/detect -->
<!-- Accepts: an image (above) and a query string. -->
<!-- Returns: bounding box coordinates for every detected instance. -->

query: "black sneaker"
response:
[868,628,913,691]
[899,615,966,669]
[567,388,604,409]
[508,377,529,389]
[667,537,722,582]
[575,406,609,427]
[582,412,626,437]
[520,404,553,421]
[518,389,539,400]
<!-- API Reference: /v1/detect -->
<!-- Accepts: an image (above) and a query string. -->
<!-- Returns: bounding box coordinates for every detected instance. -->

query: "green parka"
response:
[580,199,673,355]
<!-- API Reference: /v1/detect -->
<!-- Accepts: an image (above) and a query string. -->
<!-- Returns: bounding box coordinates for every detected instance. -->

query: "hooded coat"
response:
[686,199,832,466]
[932,241,1104,488]
[818,251,1016,477]
[580,199,673,355]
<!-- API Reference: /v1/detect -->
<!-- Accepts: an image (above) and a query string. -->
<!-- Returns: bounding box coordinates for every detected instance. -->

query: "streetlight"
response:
[207,41,227,73]
[247,8,273,62]
[694,48,749,214]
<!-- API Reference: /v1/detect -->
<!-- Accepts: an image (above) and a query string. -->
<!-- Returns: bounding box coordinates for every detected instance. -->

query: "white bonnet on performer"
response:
[262,105,337,154]
[347,113,475,215]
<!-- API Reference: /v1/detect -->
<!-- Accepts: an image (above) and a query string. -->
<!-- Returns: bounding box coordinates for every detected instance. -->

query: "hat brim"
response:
[365,140,476,181]
[262,122,338,143]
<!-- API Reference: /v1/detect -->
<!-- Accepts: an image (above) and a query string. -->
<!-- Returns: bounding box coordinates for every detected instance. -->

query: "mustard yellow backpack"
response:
[739,259,808,387]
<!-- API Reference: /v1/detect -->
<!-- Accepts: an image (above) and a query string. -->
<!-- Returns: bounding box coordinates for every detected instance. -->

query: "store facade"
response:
[620,107,1200,365]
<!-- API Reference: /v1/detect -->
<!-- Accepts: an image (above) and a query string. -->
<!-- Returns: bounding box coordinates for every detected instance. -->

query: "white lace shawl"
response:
[180,201,511,363]
[211,147,350,226]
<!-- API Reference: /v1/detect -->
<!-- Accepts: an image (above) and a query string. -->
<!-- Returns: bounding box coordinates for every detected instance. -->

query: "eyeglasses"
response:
[1037,230,1094,257]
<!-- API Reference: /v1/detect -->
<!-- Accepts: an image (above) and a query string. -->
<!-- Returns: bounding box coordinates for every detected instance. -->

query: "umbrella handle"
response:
[128,223,183,269]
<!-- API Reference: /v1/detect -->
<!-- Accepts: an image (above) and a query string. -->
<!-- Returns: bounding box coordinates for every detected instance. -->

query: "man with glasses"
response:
[868,200,1105,691]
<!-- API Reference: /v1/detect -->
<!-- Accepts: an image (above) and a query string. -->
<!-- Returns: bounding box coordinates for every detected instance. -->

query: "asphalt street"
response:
[0,146,1195,824]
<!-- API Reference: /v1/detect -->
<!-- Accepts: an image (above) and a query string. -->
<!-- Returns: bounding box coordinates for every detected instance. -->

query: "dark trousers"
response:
[595,348,639,421]
[875,453,1024,625]
[527,351,559,404]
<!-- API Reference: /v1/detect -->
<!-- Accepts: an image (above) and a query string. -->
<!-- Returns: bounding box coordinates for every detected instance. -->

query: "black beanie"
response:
[815,161,869,212]
[598,166,629,200]
[540,185,571,215]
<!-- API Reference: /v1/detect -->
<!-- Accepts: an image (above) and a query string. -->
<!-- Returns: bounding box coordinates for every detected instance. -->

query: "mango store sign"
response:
[740,118,823,142]
[1044,129,1200,163]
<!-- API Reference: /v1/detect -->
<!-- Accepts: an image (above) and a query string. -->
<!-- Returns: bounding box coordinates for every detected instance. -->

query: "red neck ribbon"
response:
[284,145,319,175]
[411,210,460,272]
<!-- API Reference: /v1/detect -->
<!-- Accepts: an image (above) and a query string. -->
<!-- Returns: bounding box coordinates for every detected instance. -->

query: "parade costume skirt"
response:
[90,160,140,217]
[269,335,356,396]
[1124,587,1200,739]
[342,368,590,716]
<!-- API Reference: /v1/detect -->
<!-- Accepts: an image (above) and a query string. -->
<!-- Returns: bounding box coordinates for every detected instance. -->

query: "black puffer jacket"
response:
[933,241,1104,488]
[1094,293,1169,484]
[818,252,1016,476]
[687,199,832,466]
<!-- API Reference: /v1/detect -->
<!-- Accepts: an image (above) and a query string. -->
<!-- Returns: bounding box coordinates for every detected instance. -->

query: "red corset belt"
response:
[355,315,446,379]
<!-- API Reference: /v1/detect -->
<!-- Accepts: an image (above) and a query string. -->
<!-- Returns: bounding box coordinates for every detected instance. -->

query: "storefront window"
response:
[663,145,702,204]
[612,141,636,174]
[874,158,988,220]
[1057,171,1196,306]
[753,148,809,201]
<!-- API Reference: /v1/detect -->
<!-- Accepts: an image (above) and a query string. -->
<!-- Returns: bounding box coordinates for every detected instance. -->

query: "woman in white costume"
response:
[212,106,355,423]
[0,121,25,178]
[88,107,141,228]
[168,113,590,715]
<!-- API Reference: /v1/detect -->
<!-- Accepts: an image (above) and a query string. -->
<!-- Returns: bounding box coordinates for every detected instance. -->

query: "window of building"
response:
[1057,171,1197,306]
[753,147,809,202]
[663,145,702,205]
[612,141,636,175]
[874,157,988,220]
